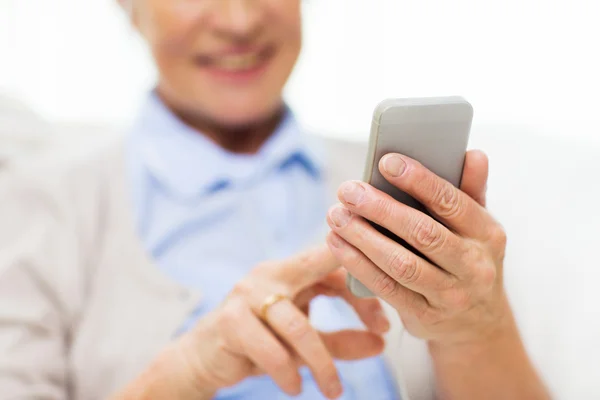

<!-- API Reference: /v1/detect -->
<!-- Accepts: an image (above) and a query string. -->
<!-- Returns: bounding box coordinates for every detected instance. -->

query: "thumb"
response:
[461,149,489,207]
[320,330,385,361]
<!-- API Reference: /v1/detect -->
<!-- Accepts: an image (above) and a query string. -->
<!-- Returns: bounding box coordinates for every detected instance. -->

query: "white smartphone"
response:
[347,96,474,298]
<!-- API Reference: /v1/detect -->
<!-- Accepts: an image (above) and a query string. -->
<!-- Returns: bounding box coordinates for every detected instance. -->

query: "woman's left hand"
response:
[326,150,511,346]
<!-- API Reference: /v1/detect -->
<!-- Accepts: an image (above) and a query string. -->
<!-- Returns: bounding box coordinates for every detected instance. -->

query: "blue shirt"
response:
[126,93,399,400]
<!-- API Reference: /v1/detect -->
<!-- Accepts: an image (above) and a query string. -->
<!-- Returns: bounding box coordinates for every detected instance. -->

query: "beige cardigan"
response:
[0,138,434,400]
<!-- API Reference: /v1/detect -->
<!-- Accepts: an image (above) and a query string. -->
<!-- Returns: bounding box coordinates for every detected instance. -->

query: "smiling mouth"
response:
[195,45,276,72]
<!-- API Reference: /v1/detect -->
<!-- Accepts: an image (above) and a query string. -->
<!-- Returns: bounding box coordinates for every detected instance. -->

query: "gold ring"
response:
[259,293,288,321]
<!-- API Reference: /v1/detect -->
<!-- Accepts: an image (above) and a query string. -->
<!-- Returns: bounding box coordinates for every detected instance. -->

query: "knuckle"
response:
[343,245,366,266]
[372,197,395,224]
[218,304,244,331]
[460,243,486,272]
[387,251,420,285]
[372,272,400,298]
[434,182,463,218]
[489,225,508,250]
[476,262,497,290]
[296,250,319,269]
[295,252,311,268]
[285,318,312,342]
[464,241,483,262]
[412,217,444,252]
[462,244,498,290]
[352,220,369,242]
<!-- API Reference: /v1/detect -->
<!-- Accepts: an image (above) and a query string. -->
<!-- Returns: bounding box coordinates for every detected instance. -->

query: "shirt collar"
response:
[130,92,323,199]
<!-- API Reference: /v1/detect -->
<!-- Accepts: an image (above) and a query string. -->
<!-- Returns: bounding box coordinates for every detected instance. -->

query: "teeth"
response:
[215,54,261,71]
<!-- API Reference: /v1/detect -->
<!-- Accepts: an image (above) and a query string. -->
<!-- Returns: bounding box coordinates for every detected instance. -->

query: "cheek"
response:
[264,3,302,92]
[141,3,202,60]
[273,1,303,55]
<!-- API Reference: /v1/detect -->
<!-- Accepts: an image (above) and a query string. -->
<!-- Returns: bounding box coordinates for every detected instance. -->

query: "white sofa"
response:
[0,93,122,170]
[1,94,599,399]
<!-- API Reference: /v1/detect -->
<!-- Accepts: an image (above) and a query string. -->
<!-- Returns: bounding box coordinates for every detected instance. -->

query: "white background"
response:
[1,0,599,141]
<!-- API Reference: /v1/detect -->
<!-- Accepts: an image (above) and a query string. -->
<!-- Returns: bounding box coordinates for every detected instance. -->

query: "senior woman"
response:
[0,0,549,399]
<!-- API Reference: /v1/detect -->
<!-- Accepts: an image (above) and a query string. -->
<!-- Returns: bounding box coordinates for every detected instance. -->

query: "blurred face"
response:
[128,0,302,127]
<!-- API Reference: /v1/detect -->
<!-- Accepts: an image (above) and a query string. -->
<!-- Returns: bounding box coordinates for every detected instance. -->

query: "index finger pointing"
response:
[269,244,340,294]
[379,153,495,239]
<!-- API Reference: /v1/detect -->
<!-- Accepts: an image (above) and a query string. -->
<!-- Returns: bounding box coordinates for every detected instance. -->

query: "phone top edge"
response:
[372,96,472,125]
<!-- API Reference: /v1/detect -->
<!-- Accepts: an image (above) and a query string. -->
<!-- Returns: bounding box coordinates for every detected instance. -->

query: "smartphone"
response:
[347,96,474,298]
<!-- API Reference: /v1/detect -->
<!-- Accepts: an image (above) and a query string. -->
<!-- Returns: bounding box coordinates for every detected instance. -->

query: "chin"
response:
[204,98,284,128]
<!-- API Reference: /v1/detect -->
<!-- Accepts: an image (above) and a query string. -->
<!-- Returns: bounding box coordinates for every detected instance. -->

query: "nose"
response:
[213,0,262,39]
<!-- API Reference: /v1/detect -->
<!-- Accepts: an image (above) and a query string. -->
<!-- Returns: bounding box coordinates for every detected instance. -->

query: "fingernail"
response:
[382,154,406,177]
[328,380,343,398]
[375,310,390,331]
[329,206,351,228]
[340,181,365,205]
